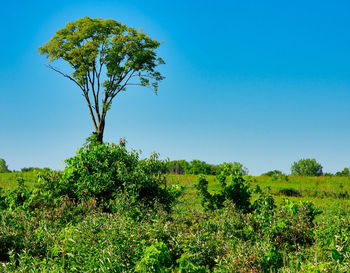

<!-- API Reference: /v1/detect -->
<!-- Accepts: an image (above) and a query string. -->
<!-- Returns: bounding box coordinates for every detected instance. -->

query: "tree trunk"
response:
[96,119,105,143]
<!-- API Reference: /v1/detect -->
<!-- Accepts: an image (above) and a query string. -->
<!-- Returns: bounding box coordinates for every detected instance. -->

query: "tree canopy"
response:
[291,158,323,176]
[39,17,164,142]
[0,158,9,173]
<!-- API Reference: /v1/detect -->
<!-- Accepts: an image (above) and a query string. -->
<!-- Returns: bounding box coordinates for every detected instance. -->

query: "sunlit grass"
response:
[167,174,350,216]
[2,172,350,216]
[0,172,36,192]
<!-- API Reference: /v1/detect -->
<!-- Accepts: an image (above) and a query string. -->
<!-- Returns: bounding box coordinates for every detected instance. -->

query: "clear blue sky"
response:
[1,0,349,175]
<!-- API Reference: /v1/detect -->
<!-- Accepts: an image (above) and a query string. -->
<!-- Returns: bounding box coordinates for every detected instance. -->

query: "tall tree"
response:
[291,158,323,176]
[39,17,165,142]
[0,158,9,173]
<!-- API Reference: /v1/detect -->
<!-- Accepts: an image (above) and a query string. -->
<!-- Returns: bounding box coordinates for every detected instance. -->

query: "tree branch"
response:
[47,65,84,91]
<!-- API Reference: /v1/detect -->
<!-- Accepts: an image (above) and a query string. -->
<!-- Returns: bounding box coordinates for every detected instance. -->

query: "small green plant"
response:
[252,191,276,228]
[195,163,251,212]
[135,241,172,272]
[5,177,31,210]
[177,253,209,273]
[278,188,302,197]
[269,172,289,182]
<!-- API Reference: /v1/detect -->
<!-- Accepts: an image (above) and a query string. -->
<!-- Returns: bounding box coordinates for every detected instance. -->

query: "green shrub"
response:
[252,191,276,229]
[270,200,322,251]
[36,136,179,212]
[135,241,172,272]
[4,177,31,210]
[176,253,209,273]
[217,161,248,176]
[0,187,6,210]
[279,188,302,197]
[291,158,323,176]
[262,170,283,176]
[269,172,289,182]
[195,163,251,212]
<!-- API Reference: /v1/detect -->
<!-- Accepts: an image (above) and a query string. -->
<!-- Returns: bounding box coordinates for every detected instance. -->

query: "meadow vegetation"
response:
[1,138,350,272]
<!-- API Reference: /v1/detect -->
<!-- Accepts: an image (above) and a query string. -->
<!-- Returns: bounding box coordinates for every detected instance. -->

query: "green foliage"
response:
[195,163,251,211]
[135,241,172,272]
[36,136,179,213]
[39,17,165,141]
[262,169,283,176]
[279,188,302,197]
[218,161,249,175]
[251,191,276,228]
[263,170,289,182]
[165,160,218,175]
[336,167,350,176]
[291,158,323,176]
[177,253,209,273]
[269,200,322,252]
[20,167,51,172]
[165,160,191,174]
[0,158,9,173]
[188,160,216,175]
[4,177,31,210]
[0,187,5,210]
[3,162,350,272]
[39,16,164,90]
[165,160,247,176]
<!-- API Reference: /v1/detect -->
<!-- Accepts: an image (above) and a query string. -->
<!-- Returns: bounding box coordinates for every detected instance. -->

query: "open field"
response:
[167,174,350,215]
[0,172,37,191]
[3,172,350,208]
[3,171,350,216]
[2,170,350,272]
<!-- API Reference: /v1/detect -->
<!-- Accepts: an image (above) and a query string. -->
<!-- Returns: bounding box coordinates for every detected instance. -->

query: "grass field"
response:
[0,172,37,191]
[4,171,350,216]
[2,171,350,271]
[167,174,350,213]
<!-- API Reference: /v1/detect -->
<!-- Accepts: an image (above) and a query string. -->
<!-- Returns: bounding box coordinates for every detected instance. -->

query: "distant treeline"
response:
[1,156,349,177]
[19,167,51,173]
[0,159,51,173]
[163,160,248,175]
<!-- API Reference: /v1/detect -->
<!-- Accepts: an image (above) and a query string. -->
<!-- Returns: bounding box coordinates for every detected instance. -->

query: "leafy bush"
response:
[217,161,248,176]
[4,177,31,210]
[291,158,323,176]
[35,136,179,212]
[195,163,251,212]
[270,200,322,251]
[279,188,302,197]
[251,191,276,229]
[262,170,283,176]
[135,241,172,272]
[176,253,208,273]
[263,170,289,182]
